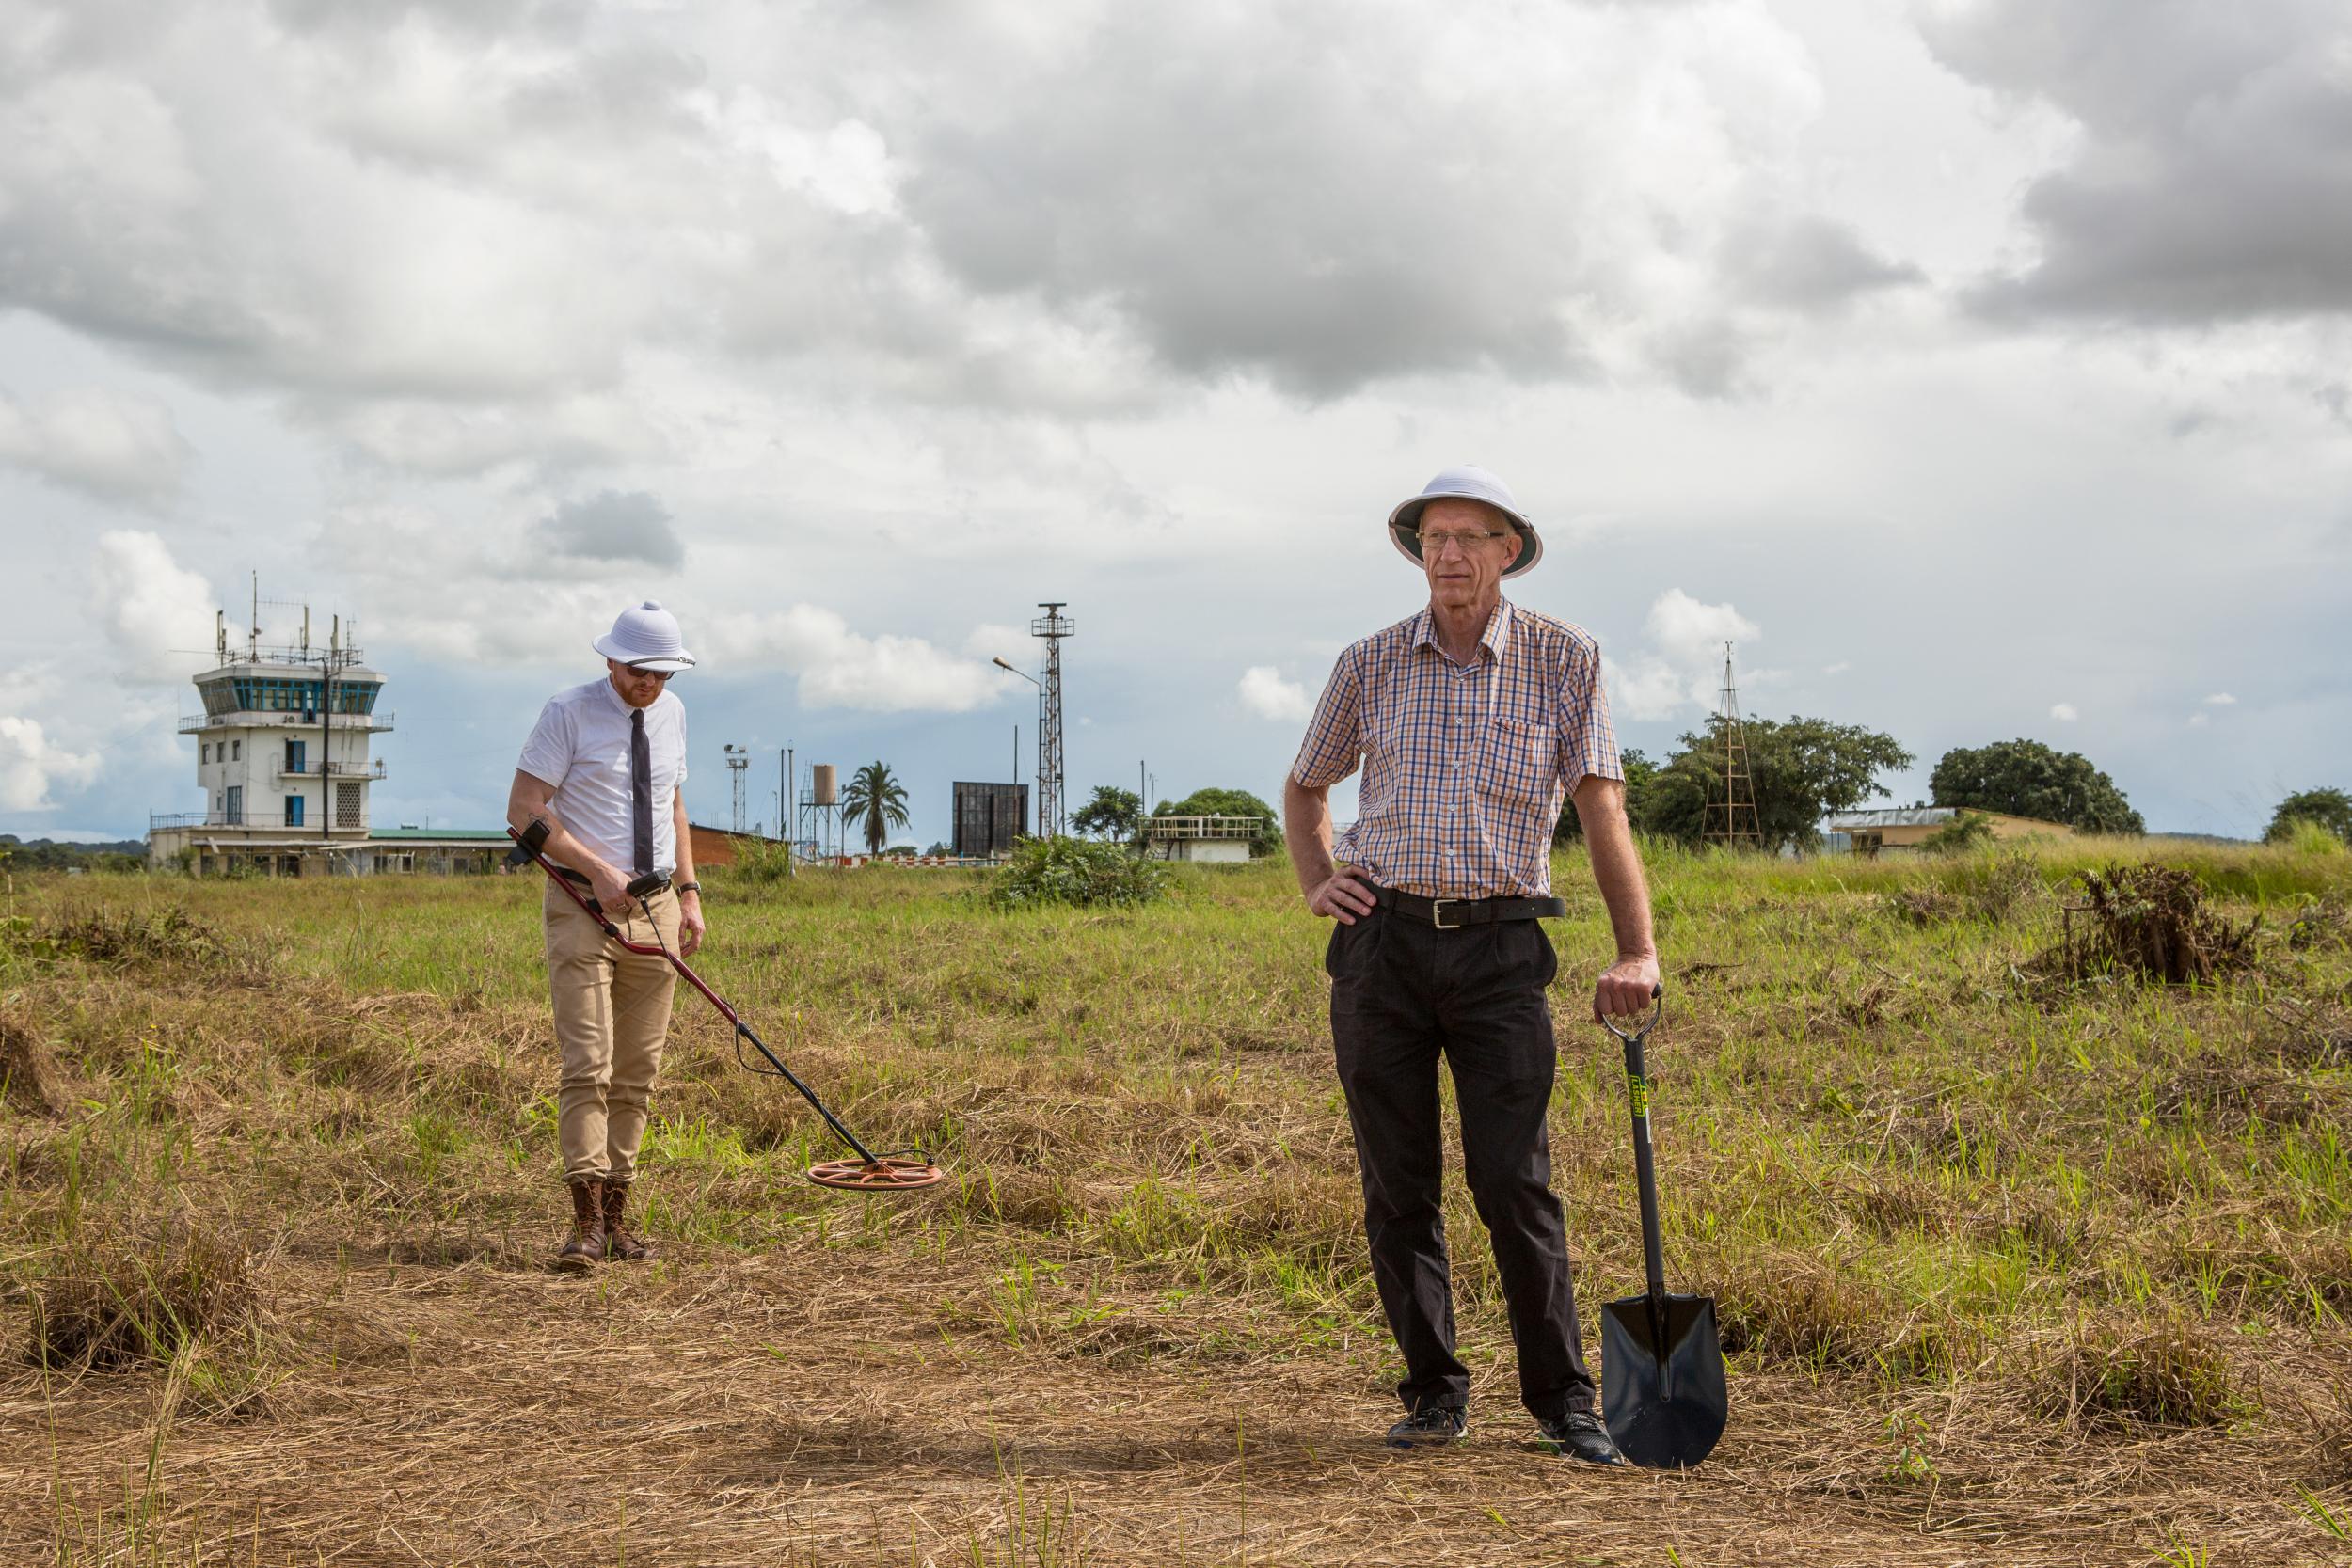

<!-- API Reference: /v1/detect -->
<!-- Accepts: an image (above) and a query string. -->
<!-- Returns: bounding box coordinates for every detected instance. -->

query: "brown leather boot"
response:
[602,1180,656,1262]
[556,1178,605,1272]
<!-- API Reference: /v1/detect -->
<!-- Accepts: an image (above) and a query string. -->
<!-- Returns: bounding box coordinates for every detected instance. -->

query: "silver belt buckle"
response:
[1429,897,1463,930]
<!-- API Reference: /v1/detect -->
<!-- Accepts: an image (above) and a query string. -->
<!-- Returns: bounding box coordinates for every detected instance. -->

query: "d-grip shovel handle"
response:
[1603,987,1669,1306]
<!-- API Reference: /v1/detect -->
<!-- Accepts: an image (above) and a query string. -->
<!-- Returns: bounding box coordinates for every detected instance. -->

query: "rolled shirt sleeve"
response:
[516,698,576,788]
[1554,634,1623,797]
[1291,647,1365,789]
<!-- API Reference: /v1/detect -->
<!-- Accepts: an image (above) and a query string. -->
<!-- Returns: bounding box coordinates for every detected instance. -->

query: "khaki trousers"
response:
[543,880,680,1185]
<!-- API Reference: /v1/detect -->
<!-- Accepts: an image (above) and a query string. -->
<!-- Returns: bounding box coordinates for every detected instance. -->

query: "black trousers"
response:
[1327,905,1597,1420]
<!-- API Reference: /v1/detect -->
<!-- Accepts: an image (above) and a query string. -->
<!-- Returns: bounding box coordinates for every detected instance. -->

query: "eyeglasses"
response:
[1415,529,1511,555]
[623,666,675,682]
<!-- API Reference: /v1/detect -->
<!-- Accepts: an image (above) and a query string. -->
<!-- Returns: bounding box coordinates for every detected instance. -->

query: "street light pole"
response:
[993,657,1043,836]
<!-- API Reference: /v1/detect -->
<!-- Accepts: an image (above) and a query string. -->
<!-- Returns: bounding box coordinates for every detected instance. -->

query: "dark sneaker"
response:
[1534,1410,1627,1466]
[1386,1405,1467,1449]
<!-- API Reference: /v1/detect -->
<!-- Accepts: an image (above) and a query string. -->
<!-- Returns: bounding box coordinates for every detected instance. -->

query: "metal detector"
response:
[1598,989,1728,1468]
[505,827,944,1192]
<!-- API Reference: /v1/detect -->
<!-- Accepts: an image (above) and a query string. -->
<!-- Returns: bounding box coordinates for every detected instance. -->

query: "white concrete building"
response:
[1142,815,1262,863]
[149,610,392,875]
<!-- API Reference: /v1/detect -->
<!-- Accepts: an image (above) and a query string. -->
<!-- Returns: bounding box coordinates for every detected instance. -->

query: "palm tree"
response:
[838,760,910,856]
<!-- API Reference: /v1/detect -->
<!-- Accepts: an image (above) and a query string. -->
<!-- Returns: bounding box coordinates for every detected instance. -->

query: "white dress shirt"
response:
[517,677,690,878]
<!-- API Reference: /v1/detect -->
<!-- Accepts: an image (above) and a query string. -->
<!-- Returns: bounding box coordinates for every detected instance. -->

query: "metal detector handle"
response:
[1607,987,1669,1306]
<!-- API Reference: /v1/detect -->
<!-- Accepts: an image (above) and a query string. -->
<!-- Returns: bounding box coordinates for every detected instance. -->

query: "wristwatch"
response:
[675,880,702,895]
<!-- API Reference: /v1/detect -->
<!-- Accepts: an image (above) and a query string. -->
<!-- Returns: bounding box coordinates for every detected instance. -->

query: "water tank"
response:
[813,764,838,806]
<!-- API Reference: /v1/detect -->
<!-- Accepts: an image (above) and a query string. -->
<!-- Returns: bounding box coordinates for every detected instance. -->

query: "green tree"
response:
[2265,787,2352,845]
[1154,786,1281,856]
[1554,748,1658,843]
[1072,785,1145,844]
[1929,739,2144,834]
[837,760,910,856]
[1645,715,1914,853]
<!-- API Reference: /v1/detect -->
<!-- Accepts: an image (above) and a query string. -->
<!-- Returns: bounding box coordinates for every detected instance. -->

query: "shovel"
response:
[1599,989,1728,1469]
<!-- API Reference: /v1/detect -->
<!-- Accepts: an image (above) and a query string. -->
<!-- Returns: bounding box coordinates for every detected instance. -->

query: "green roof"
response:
[369,828,511,841]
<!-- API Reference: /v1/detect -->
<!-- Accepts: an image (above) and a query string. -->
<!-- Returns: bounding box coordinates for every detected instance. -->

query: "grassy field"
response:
[2,839,2348,1565]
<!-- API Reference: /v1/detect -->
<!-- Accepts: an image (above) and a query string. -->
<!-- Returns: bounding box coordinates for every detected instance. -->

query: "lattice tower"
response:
[1030,602,1074,837]
[1702,641,1762,849]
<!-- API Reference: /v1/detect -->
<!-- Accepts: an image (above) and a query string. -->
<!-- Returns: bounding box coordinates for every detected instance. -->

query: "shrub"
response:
[1920,810,1996,856]
[2049,863,2257,986]
[988,835,1170,911]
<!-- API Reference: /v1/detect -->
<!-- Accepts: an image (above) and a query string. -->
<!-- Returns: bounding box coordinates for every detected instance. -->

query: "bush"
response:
[2050,863,2258,986]
[989,835,1170,911]
[1920,810,1996,856]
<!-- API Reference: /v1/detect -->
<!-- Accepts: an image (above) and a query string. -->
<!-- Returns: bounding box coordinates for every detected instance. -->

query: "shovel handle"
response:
[1613,987,1669,1303]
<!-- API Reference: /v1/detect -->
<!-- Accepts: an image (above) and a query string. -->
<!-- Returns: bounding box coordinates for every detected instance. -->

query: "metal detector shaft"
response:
[505,828,881,1164]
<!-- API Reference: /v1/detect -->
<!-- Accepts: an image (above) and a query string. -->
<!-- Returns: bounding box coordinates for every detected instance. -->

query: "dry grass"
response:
[2,839,2350,1564]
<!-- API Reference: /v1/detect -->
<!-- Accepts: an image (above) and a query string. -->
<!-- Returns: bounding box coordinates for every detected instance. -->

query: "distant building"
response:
[1142,815,1261,863]
[147,599,506,877]
[1825,806,2073,856]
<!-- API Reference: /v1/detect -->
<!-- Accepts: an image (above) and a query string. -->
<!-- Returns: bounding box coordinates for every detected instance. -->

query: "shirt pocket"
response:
[1479,714,1554,808]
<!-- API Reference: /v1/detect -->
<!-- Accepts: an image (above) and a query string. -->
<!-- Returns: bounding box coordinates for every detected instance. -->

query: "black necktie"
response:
[630,707,654,877]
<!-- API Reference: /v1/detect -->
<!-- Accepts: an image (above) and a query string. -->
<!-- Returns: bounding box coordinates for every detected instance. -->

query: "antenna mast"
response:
[1030,602,1074,837]
[1702,641,1761,850]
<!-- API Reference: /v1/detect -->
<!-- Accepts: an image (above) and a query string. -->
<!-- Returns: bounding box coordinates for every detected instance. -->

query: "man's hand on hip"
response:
[1307,864,1379,924]
[677,891,706,957]
[1592,953,1662,1025]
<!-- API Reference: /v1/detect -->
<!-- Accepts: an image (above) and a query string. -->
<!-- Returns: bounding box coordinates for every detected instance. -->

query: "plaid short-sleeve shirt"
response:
[1290,599,1621,898]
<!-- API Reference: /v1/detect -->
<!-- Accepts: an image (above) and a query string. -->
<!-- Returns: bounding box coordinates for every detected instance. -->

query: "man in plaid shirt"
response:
[1283,465,1661,1465]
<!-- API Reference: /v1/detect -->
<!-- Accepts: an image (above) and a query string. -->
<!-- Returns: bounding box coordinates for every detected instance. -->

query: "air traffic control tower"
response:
[146,599,393,877]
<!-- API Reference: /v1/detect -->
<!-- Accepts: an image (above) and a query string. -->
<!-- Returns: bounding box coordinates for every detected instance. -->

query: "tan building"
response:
[1826,807,2073,856]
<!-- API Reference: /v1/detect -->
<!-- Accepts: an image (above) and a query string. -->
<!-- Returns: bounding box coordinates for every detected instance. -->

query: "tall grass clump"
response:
[2283,818,2349,858]
[2035,1313,2249,1430]
[28,1225,259,1374]
[988,836,1169,911]
[727,835,797,882]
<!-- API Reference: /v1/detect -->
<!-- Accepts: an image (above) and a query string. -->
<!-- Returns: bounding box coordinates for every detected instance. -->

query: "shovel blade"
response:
[1600,1292,1728,1470]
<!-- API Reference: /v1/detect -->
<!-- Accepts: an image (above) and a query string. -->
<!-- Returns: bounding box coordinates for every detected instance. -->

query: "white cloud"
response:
[1607,589,1763,721]
[1822,660,1851,675]
[1237,666,1313,723]
[2186,712,2210,728]
[91,531,217,681]
[2050,702,2079,721]
[2202,692,2237,705]
[963,624,1034,664]
[0,714,102,813]
[702,606,1017,713]
[0,388,192,507]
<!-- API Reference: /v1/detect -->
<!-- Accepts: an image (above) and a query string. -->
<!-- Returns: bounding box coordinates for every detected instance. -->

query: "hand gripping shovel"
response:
[1599,990,1727,1469]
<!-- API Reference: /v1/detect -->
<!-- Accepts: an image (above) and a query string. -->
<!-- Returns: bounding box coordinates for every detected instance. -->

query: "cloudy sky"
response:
[3,0,2347,846]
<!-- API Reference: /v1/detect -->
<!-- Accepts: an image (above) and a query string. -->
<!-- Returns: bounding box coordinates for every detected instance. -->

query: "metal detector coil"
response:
[808,1156,945,1191]
[507,828,945,1196]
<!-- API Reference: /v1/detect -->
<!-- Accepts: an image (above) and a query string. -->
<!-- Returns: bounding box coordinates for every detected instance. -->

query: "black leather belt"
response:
[552,866,671,906]
[1371,886,1565,928]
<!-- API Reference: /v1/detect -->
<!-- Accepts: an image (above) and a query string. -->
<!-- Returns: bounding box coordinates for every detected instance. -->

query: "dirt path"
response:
[6,1239,2312,1567]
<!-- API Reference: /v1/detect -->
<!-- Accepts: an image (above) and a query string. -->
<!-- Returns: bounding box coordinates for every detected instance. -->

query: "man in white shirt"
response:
[507,601,707,1271]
